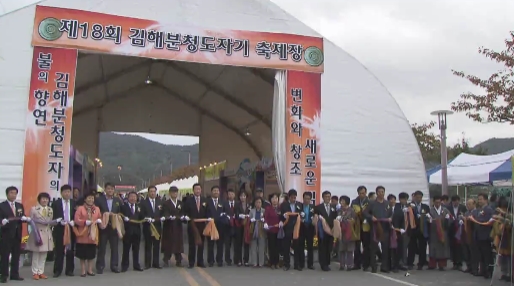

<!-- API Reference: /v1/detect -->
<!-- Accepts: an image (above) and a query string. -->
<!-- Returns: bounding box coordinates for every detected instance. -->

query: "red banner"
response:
[285,71,321,202]
[22,47,78,209]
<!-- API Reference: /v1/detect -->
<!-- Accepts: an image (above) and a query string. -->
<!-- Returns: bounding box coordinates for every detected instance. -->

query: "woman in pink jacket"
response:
[74,192,102,277]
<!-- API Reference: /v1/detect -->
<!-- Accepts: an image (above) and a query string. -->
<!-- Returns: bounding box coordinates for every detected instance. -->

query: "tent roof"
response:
[428,149,514,185]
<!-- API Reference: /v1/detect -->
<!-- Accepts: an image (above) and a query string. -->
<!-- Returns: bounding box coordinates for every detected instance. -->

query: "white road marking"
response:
[370,272,421,286]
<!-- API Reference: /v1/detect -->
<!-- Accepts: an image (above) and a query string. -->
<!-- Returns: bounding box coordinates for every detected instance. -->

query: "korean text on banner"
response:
[32,6,324,73]
[285,71,321,203]
[22,47,78,207]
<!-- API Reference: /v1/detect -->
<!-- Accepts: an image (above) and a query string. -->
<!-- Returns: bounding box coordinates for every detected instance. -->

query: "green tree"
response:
[451,32,514,123]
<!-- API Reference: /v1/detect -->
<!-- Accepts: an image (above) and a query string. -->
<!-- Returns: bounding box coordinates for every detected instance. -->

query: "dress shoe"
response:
[10,277,24,281]
[294,266,302,271]
[208,263,214,267]
[32,275,40,280]
[97,269,103,274]
[153,265,162,269]
[307,266,315,270]
[226,262,232,266]
[197,264,206,268]
[53,273,61,278]
[39,274,48,279]
[398,266,407,271]
[65,272,74,277]
[111,269,120,273]
[321,266,330,272]
[283,265,290,271]
[188,265,195,269]
[121,268,128,273]
[134,267,144,272]
[217,263,223,267]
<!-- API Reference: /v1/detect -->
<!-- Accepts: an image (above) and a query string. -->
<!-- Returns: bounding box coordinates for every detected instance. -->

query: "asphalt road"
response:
[11,245,511,286]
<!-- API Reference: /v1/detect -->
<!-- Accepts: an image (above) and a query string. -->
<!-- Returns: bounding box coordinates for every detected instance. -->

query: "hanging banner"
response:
[285,71,321,202]
[32,6,324,73]
[22,46,78,207]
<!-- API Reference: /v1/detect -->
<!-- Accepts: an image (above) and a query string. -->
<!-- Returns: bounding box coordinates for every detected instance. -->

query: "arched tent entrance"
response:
[0,0,429,207]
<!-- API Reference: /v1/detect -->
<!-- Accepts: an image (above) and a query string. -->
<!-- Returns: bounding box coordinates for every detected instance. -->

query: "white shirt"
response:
[229,201,235,208]
[435,206,442,216]
[62,199,70,221]
[213,198,218,206]
[170,199,177,208]
[453,206,459,217]
[151,199,155,211]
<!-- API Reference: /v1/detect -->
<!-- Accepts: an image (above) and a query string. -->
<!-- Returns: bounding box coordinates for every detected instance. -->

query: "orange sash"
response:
[283,212,301,239]
[190,219,219,245]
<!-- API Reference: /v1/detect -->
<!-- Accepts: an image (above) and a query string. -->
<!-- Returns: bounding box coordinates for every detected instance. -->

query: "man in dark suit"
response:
[350,186,370,270]
[447,195,467,270]
[140,185,164,269]
[0,186,28,283]
[315,190,338,272]
[52,184,76,277]
[224,189,237,266]
[279,189,303,271]
[299,191,315,270]
[95,182,123,274]
[407,190,431,270]
[206,185,229,267]
[472,193,494,278]
[391,192,410,272]
[183,183,208,268]
[120,191,144,272]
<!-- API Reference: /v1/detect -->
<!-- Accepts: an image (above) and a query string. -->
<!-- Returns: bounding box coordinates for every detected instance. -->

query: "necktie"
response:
[131,204,135,214]
[196,197,200,211]
[42,207,47,217]
[64,200,69,222]
[215,199,218,210]
[151,200,155,212]
[10,202,15,215]
[230,202,234,209]
[325,204,330,215]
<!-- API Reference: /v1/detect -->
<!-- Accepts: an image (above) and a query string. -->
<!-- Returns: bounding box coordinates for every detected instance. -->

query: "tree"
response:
[411,121,440,161]
[451,32,514,123]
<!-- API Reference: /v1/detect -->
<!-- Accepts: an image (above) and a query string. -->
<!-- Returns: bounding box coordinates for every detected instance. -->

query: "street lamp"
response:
[430,110,453,196]
[117,165,122,182]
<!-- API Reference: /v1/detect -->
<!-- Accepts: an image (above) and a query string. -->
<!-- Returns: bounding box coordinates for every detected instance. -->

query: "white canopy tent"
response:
[0,0,428,202]
[137,176,198,194]
[428,149,514,186]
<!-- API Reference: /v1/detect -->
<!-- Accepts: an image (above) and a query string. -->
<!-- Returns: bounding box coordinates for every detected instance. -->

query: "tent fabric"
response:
[0,0,428,202]
[138,176,198,194]
[428,150,514,186]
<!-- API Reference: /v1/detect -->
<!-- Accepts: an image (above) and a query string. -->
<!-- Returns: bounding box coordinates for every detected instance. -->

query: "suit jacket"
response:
[234,201,250,227]
[52,198,77,240]
[162,199,184,228]
[410,202,430,230]
[301,204,315,225]
[0,200,25,239]
[392,203,406,230]
[279,201,303,232]
[314,202,338,229]
[206,198,229,225]
[95,195,122,214]
[140,197,164,235]
[448,203,467,224]
[184,196,208,219]
[472,206,494,241]
[120,203,144,237]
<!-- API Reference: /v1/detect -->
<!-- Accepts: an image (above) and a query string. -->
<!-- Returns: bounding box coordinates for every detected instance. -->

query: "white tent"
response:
[428,149,514,186]
[0,0,428,203]
[171,176,198,190]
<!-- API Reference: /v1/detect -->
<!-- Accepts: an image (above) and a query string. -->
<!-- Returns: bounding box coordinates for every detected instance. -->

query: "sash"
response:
[119,213,161,240]
[373,219,397,249]
[277,226,285,239]
[340,220,357,241]
[250,220,265,240]
[283,212,301,239]
[190,219,219,245]
[405,207,416,230]
[352,205,369,232]
[434,218,445,243]
[244,218,252,244]
[28,219,43,247]
[71,212,109,245]
[455,223,463,242]
[419,213,429,238]
[312,214,341,239]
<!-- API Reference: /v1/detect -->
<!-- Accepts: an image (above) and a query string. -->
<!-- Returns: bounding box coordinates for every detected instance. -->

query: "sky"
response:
[4,0,514,147]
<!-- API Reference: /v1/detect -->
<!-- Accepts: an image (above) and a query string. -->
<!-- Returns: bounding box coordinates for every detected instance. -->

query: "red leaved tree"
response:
[451,32,514,123]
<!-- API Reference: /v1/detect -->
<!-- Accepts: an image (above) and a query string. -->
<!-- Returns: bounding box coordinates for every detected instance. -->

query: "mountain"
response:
[472,138,514,155]
[98,132,199,188]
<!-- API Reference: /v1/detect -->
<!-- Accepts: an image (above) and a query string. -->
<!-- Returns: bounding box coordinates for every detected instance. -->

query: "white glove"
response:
[185,216,190,221]
[264,223,269,229]
[150,218,155,223]
[425,214,431,219]
[417,214,421,218]
[96,219,102,224]
[279,221,284,227]
[400,229,405,234]
[283,213,288,219]
[300,212,305,218]
[459,220,464,225]
[26,217,31,222]
[336,216,342,221]
[145,217,152,222]
[336,204,341,210]
[69,221,75,227]
[123,217,129,222]
[60,220,67,226]
[363,219,367,224]
[250,218,256,222]
[445,214,450,219]
[56,218,63,223]
[410,203,415,207]
[220,213,226,217]
[238,214,245,219]
[207,218,212,221]
[21,216,27,221]
[245,214,250,218]
[489,218,495,223]
[160,217,166,222]
[85,220,92,226]
[169,216,176,220]
[402,208,409,213]
[1,219,8,225]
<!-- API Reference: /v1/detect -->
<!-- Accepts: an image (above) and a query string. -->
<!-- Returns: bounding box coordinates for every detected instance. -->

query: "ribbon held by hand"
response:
[283,212,301,239]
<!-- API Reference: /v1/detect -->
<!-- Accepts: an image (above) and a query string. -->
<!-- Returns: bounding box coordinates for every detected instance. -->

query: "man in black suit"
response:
[315,190,338,272]
[407,190,431,270]
[279,189,303,271]
[299,191,315,270]
[52,184,76,277]
[391,192,410,272]
[120,191,144,272]
[206,185,229,267]
[0,186,28,283]
[447,195,467,270]
[183,183,207,268]
[95,182,123,274]
[350,186,370,270]
[140,185,164,269]
[224,189,237,266]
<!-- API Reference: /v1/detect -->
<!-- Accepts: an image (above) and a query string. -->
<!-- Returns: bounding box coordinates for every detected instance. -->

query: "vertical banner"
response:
[22,47,78,208]
[285,71,322,203]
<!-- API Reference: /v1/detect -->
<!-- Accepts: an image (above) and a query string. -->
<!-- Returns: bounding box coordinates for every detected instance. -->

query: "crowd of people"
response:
[0,183,511,283]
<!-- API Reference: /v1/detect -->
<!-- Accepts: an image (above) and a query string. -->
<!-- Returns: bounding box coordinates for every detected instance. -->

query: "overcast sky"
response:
[4,0,514,147]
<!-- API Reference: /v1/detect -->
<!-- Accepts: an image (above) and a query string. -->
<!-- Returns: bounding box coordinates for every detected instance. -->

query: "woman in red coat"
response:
[264,193,282,269]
